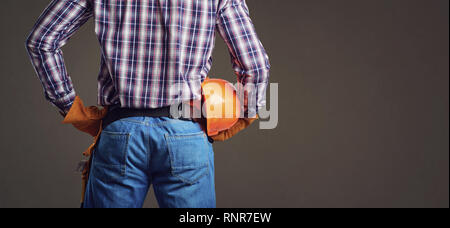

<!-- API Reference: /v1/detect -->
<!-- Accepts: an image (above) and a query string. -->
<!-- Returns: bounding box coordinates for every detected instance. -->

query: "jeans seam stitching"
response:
[122,133,131,176]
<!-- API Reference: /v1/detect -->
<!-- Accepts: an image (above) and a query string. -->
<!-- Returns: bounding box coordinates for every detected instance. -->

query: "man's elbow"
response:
[25,30,54,54]
[25,31,37,53]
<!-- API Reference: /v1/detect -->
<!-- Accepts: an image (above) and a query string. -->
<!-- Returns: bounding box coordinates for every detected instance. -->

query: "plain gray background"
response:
[0,0,448,208]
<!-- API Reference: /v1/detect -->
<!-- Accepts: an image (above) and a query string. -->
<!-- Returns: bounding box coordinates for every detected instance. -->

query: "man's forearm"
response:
[25,0,93,113]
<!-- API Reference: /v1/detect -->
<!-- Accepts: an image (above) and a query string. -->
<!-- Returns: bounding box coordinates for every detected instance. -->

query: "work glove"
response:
[209,115,259,142]
[62,96,108,137]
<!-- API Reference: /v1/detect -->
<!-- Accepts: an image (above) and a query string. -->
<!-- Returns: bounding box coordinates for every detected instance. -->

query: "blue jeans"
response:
[82,116,216,208]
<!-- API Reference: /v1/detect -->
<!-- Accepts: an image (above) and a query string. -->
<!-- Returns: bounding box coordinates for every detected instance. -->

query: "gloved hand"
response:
[62,96,108,137]
[209,115,259,142]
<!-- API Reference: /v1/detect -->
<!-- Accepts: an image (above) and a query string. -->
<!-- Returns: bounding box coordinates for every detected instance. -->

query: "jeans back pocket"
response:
[165,132,210,185]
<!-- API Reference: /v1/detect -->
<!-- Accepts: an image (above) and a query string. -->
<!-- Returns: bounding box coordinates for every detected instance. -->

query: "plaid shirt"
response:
[26,0,270,114]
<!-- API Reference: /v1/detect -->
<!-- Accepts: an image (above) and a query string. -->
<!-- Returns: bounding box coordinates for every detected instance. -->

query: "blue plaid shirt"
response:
[26,0,270,114]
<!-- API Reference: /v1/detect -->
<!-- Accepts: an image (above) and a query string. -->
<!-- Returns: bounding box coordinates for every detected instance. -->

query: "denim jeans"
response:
[82,116,215,208]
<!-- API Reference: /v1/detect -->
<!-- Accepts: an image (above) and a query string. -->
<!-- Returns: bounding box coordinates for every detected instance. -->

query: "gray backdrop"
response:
[0,0,448,208]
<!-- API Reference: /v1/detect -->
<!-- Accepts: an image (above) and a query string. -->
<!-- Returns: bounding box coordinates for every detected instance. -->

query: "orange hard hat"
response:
[198,77,242,136]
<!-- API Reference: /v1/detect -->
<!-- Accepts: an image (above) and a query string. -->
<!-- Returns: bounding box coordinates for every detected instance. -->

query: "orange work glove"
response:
[209,115,259,142]
[62,96,108,137]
